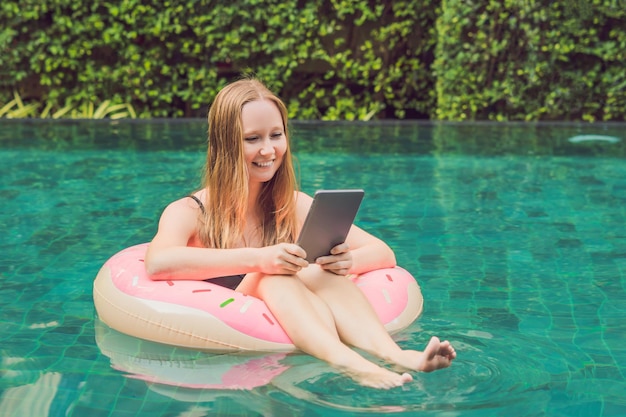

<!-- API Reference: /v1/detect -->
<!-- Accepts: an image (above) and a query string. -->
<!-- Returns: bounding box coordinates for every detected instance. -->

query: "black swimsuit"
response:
[189,195,245,290]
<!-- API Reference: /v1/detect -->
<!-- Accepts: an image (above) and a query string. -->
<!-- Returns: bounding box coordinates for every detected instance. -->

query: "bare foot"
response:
[333,351,413,389]
[388,336,457,372]
[343,366,413,389]
[416,336,456,372]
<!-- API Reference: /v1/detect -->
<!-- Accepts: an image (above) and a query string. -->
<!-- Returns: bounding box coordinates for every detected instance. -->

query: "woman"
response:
[145,78,456,389]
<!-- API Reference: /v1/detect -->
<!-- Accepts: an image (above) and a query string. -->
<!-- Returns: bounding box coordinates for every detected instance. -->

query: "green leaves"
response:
[0,90,137,119]
[434,0,626,121]
[1,0,623,121]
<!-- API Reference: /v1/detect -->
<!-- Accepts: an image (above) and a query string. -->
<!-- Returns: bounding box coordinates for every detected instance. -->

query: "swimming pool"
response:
[1,120,624,416]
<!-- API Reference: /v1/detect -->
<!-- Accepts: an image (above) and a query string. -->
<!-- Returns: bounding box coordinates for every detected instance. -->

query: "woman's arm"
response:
[145,196,307,281]
[344,224,397,274]
[145,197,258,280]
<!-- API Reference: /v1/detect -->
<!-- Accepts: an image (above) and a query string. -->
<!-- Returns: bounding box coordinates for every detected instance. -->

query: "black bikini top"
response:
[188,195,205,214]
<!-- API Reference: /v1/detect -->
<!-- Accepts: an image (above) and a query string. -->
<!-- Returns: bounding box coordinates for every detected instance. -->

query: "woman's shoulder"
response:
[152,193,205,247]
[160,192,205,222]
[294,190,313,217]
[166,193,201,210]
[294,190,313,204]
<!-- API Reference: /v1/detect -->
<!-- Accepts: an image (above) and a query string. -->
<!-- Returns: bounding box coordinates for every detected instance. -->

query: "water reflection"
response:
[94,320,289,391]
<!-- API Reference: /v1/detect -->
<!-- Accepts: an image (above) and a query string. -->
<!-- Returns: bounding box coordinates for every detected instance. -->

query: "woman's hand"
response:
[315,243,353,276]
[257,243,309,275]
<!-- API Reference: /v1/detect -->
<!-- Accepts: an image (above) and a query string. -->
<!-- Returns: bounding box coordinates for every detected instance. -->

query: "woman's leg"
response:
[237,272,412,389]
[296,266,456,372]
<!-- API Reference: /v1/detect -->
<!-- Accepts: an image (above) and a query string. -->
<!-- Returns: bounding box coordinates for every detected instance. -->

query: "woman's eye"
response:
[245,136,259,142]
[271,132,283,139]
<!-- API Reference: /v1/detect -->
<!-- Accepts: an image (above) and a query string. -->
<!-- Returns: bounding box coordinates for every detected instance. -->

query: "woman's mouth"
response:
[253,160,274,167]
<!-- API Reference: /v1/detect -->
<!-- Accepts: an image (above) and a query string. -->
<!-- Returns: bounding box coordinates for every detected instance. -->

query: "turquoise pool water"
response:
[1,120,625,416]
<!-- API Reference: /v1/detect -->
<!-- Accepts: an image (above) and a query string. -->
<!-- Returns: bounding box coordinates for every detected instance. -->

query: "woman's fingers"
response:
[315,246,353,276]
[330,242,349,255]
[260,243,308,275]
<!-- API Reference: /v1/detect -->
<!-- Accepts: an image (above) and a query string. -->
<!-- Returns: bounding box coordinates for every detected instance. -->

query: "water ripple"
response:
[267,329,556,416]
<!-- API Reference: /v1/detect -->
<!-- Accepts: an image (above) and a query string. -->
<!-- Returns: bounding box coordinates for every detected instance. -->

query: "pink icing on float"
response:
[93,243,424,351]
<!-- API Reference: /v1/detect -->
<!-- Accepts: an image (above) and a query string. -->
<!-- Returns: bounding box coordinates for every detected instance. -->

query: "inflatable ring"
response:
[93,243,423,351]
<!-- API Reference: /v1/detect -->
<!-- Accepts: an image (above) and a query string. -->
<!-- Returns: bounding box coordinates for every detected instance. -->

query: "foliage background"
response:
[1,0,625,121]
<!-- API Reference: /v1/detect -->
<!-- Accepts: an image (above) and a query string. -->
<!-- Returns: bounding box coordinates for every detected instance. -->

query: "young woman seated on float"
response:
[143,78,456,389]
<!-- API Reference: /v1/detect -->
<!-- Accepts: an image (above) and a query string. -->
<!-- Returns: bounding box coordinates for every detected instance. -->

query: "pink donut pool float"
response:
[93,243,424,351]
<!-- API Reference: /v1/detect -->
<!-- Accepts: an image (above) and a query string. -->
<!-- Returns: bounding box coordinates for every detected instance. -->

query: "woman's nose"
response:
[259,138,273,154]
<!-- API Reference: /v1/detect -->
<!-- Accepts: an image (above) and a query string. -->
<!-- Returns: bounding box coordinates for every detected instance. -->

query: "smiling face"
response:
[241,99,287,185]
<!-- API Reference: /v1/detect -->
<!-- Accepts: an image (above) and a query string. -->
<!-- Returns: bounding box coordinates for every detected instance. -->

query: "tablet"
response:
[296,189,365,262]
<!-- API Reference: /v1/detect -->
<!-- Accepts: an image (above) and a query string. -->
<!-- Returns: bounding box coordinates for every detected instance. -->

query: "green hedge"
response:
[434,0,626,121]
[1,0,624,121]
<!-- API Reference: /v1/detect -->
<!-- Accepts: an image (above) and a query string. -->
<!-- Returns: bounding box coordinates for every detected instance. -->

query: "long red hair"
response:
[199,78,298,248]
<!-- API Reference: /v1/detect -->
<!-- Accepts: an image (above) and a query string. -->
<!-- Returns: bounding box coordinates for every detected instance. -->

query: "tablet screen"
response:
[296,189,364,262]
